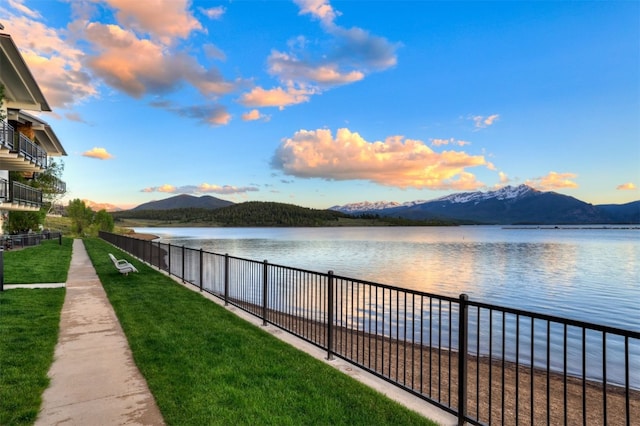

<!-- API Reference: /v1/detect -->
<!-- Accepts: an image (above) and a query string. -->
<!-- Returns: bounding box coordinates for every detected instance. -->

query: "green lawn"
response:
[84,238,437,426]
[3,238,73,284]
[0,288,65,425]
[0,239,71,424]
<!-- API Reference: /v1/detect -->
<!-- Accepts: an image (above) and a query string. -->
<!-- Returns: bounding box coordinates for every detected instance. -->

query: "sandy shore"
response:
[123,231,160,241]
[228,299,640,425]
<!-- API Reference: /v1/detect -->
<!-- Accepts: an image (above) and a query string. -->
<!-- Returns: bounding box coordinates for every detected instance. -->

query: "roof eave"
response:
[0,32,51,112]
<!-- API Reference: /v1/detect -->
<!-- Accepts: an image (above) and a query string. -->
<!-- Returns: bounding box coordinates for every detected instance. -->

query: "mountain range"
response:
[106,185,638,225]
[83,199,123,212]
[330,185,640,225]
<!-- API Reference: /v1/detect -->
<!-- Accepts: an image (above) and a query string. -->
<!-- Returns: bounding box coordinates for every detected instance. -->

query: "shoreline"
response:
[124,231,160,241]
[201,297,640,424]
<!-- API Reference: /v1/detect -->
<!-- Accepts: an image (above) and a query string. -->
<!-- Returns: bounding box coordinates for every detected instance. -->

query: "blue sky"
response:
[2,0,638,209]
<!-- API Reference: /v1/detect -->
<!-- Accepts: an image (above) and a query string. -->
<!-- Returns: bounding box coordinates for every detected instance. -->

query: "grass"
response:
[83,238,437,426]
[42,216,73,235]
[3,238,74,284]
[0,238,71,424]
[0,288,65,425]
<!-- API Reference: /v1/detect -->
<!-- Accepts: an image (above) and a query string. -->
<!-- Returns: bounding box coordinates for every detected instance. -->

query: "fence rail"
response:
[100,231,640,425]
[2,231,62,249]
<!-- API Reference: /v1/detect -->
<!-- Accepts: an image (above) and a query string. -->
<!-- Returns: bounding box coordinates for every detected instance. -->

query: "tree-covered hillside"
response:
[205,201,347,226]
[112,201,348,227]
[111,201,457,227]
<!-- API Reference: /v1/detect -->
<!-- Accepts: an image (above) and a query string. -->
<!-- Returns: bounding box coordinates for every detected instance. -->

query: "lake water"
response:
[133,225,640,332]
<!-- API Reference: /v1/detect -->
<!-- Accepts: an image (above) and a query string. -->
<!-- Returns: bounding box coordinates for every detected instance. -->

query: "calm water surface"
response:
[134,226,640,332]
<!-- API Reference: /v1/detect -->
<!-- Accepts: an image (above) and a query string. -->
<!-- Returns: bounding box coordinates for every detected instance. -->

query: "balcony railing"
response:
[16,132,48,168]
[0,178,43,208]
[0,120,15,150]
[0,120,48,169]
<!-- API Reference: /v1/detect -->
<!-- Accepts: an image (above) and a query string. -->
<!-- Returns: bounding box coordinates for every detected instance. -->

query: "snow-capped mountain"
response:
[431,184,536,204]
[331,185,534,213]
[329,200,426,213]
[330,185,638,224]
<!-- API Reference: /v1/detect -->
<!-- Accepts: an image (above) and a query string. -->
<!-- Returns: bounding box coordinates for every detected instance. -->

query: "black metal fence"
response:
[2,231,62,250]
[100,231,640,425]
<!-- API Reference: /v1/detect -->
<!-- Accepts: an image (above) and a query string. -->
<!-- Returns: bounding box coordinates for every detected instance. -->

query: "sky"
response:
[1,0,638,210]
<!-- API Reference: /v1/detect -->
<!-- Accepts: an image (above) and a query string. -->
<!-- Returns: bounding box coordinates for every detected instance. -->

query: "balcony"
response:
[0,120,48,171]
[0,178,42,211]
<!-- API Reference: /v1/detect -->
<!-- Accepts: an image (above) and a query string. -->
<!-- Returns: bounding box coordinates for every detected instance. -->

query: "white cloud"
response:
[2,16,97,110]
[141,183,259,195]
[85,23,237,99]
[103,0,202,44]
[4,0,238,125]
[617,182,637,191]
[268,51,365,86]
[525,171,578,191]
[239,85,316,109]
[82,147,113,160]
[471,114,500,129]
[7,0,397,123]
[8,0,41,19]
[272,128,491,190]
[431,138,471,147]
[199,6,226,20]
[293,0,339,27]
[238,0,398,109]
[242,109,270,121]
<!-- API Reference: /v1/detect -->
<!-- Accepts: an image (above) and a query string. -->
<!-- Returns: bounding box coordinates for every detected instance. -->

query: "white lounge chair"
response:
[108,253,138,275]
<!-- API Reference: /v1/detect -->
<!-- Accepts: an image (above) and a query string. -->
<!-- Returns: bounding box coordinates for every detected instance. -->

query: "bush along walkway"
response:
[35,239,164,425]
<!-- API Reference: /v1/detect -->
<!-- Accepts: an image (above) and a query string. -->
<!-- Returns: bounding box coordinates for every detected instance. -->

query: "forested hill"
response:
[111,201,457,227]
[206,201,347,226]
[113,201,348,227]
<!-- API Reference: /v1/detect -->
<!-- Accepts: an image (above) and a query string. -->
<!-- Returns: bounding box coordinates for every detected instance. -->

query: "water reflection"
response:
[137,226,639,331]
[139,226,640,389]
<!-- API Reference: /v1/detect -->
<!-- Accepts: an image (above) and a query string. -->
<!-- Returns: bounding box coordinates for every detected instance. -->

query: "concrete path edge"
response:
[35,239,165,426]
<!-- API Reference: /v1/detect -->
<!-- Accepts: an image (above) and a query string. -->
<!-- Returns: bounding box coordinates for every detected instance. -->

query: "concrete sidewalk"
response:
[35,239,164,425]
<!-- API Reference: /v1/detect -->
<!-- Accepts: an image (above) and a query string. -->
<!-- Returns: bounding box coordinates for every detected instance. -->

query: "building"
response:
[0,26,67,231]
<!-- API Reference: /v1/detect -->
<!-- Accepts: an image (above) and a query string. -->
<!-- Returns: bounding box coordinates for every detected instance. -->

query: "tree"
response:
[67,199,94,235]
[5,209,44,233]
[66,202,114,236]
[34,159,66,215]
[92,209,114,233]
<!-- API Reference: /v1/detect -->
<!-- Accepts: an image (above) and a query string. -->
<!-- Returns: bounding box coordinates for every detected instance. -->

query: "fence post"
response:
[326,270,334,360]
[262,260,268,326]
[0,247,4,292]
[58,233,62,245]
[224,254,229,306]
[458,293,469,426]
[199,248,204,292]
[181,245,185,283]
[167,242,171,275]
